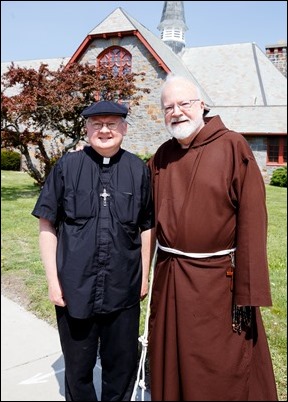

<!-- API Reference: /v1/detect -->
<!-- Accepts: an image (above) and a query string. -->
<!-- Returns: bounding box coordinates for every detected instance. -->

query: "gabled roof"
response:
[67,7,213,107]
[2,7,286,134]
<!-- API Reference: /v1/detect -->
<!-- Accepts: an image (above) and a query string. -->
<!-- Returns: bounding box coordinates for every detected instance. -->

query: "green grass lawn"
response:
[1,170,287,400]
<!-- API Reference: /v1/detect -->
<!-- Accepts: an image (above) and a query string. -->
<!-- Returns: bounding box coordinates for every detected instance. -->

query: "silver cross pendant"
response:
[100,188,110,206]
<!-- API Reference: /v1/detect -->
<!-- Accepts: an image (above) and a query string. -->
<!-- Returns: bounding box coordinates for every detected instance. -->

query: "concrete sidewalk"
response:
[1,295,150,401]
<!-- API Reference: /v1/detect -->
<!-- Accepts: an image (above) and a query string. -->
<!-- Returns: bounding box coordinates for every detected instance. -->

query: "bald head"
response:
[161,75,202,108]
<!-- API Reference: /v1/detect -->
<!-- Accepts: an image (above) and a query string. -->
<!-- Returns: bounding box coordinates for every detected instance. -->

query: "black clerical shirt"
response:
[32,147,154,319]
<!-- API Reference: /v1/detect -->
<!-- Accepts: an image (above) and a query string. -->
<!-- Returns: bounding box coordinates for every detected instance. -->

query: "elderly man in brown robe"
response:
[147,74,278,401]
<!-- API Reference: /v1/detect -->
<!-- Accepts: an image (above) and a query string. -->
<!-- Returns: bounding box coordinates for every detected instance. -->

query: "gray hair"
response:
[161,74,202,103]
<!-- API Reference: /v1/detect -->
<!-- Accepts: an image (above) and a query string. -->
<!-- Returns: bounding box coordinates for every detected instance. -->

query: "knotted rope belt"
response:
[131,242,248,401]
[158,243,251,335]
[158,243,236,258]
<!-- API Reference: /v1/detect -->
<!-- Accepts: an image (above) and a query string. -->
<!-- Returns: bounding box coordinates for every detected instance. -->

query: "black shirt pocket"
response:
[64,189,98,219]
[114,191,136,224]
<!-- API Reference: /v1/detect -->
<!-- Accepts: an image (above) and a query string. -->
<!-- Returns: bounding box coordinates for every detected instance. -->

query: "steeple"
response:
[158,1,188,54]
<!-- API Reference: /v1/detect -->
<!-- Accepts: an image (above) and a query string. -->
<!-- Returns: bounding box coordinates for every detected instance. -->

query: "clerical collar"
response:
[84,146,124,165]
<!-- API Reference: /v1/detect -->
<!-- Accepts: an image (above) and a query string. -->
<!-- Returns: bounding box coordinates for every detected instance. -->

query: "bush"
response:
[1,149,21,171]
[270,166,287,188]
[136,153,154,163]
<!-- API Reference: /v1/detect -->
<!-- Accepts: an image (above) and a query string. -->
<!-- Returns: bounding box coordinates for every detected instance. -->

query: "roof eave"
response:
[65,31,170,72]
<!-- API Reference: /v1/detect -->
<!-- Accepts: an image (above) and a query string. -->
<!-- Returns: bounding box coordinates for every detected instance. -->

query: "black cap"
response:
[81,101,128,118]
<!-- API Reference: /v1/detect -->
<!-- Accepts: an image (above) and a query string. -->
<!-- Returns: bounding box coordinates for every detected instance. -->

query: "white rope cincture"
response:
[131,244,158,401]
[158,243,236,258]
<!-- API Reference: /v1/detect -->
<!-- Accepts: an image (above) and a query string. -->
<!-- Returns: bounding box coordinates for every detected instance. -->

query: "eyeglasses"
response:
[89,121,123,131]
[163,99,200,115]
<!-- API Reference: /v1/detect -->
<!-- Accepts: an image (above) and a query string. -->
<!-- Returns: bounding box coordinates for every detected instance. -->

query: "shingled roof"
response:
[81,7,286,133]
[2,6,286,135]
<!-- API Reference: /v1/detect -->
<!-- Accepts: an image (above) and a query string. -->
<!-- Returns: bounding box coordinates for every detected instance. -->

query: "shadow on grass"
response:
[1,185,40,201]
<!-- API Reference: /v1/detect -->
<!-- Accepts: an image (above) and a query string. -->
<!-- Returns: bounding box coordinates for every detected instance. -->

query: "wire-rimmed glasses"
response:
[163,99,200,115]
[88,120,123,131]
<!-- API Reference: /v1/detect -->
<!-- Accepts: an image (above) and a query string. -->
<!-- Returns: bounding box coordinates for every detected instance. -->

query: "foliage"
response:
[136,153,154,163]
[1,149,21,170]
[1,62,150,186]
[270,166,287,188]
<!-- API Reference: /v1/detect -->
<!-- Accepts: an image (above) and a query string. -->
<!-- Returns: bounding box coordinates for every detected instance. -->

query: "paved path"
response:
[1,295,150,401]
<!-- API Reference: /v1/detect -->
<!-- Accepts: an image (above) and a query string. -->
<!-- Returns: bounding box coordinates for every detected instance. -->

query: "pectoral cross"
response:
[100,188,110,206]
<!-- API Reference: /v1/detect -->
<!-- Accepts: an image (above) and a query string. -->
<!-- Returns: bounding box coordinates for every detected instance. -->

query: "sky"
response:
[1,1,287,62]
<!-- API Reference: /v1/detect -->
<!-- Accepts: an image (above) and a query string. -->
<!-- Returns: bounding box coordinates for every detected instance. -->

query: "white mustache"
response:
[170,118,189,124]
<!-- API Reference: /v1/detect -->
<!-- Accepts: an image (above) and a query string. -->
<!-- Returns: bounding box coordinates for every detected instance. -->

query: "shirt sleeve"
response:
[31,160,64,225]
[139,164,155,232]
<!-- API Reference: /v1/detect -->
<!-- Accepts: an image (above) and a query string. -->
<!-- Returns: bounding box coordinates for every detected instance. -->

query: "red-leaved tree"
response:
[1,62,150,186]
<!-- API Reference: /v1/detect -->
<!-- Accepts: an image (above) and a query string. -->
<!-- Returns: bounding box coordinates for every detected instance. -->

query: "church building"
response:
[2,1,287,181]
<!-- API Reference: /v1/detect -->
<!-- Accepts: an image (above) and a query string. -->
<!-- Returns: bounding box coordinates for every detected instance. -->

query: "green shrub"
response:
[270,166,287,188]
[1,149,21,171]
[136,153,154,163]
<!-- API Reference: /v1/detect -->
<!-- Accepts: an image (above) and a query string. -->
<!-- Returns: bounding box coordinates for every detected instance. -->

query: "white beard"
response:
[166,115,203,140]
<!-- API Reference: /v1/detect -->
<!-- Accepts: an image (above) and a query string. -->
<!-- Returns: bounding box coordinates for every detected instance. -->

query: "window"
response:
[98,46,132,76]
[267,136,287,165]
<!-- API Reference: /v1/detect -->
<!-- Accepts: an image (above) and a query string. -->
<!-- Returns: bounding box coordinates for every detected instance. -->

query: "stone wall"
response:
[245,136,281,184]
[19,36,285,183]
[79,36,170,156]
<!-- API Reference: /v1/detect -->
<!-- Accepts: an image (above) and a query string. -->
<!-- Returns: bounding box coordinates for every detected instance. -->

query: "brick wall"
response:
[265,42,287,77]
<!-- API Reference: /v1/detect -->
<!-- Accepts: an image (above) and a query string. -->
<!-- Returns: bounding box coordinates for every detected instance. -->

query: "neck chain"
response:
[98,162,116,207]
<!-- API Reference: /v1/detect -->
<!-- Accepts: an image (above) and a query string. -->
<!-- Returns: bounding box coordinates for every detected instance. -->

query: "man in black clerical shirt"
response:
[32,101,154,401]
